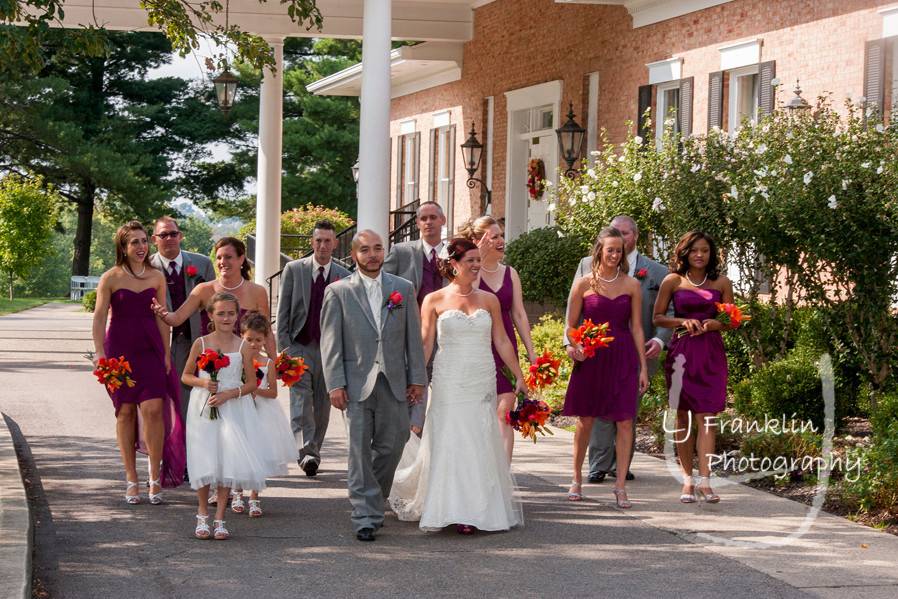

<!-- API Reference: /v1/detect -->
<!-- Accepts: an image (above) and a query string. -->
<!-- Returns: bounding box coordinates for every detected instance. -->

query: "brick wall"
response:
[390,0,893,233]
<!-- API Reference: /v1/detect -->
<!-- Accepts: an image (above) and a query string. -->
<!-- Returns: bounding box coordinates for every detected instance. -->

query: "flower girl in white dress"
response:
[238,312,296,517]
[181,292,266,540]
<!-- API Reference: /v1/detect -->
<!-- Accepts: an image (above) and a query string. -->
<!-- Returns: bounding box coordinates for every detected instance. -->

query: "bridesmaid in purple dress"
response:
[653,231,734,505]
[92,221,186,505]
[460,216,536,462]
[563,227,648,507]
[153,237,275,357]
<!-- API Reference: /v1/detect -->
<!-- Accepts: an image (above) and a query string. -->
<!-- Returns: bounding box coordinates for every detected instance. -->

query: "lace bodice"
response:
[431,309,496,401]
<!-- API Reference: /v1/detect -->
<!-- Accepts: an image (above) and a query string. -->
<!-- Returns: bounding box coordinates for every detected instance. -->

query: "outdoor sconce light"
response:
[556,102,586,178]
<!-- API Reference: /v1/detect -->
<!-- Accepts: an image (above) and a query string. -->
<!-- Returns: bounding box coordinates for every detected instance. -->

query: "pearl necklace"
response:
[127,264,146,278]
[594,267,620,284]
[453,285,475,297]
[480,262,501,274]
[220,277,245,291]
[686,273,708,287]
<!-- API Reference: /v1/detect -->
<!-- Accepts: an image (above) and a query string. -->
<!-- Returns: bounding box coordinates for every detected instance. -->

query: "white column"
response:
[254,38,284,288]
[356,0,391,241]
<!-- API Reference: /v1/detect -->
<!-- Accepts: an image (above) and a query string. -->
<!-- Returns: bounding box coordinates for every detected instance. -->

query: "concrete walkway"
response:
[1,303,896,598]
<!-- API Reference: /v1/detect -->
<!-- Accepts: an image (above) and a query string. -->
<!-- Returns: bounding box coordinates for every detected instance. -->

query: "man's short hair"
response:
[313,220,336,232]
[610,214,638,234]
[416,201,444,219]
[153,215,180,232]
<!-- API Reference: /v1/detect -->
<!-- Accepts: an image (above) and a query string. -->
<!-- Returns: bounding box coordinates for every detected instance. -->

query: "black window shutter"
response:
[758,60,776,115]
[637,84,653,139]
[864,39,886,121]
[708,71,724,130]
[678,76,694,137]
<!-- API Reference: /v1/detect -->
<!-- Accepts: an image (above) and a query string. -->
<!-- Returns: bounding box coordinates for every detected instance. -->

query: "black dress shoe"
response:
[356,528,376,542]
[609,470,636,481]
[588,472,607,484]
[302,459,319,477]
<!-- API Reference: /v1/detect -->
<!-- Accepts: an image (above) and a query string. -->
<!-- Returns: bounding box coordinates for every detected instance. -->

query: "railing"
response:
[391,198,420,237]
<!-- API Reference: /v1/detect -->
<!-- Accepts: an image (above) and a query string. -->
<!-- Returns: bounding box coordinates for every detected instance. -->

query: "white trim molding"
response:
[882,5,898,38]
[719,39,762,71]
[504,80,563,113]
[399,120,417,135]
[554,0,736,28]
[647,57,682,84]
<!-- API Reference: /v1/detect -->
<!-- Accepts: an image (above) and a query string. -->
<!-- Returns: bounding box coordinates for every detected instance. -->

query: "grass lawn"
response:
[0,297,66,316]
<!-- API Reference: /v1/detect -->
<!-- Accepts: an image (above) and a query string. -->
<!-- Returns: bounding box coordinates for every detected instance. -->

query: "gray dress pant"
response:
[289,340,331,466]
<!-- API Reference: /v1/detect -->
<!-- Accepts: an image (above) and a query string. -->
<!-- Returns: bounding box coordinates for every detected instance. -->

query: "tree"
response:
[0,174,60,299]
[0,29,241,275]
[2,0,321,74]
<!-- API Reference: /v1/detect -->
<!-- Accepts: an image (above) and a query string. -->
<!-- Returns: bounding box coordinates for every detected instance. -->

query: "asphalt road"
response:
[0,304,810,599]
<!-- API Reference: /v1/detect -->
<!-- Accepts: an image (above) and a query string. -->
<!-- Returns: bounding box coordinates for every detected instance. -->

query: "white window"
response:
[431,124,456,228]
[655,81,680,148]
[397,132,419,207]
[728,65,760,134]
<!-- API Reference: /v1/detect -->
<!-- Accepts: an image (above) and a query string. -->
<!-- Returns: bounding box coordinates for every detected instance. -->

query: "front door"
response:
[526,132,555,232]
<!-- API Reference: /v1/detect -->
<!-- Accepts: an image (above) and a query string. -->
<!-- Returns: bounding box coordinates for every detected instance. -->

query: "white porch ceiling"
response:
[50,0,476,41]
[554,0,737,28]
[307,42,463,97]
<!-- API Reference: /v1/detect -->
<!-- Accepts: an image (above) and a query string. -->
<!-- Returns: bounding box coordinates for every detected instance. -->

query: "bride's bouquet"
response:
[504,350,562,443]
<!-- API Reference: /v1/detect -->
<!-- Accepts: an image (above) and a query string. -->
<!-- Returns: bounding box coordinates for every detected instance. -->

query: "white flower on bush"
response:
[590,150,601,157]
[756,143,767,155]
[803,171,814,185]
[652,197,665,212]
[586,191,596,202]
[842,179,850,190]
[633,172,643,182]
[827,195,838,209]
[783,154,793,165]
[586,168,596,179]
[611,180,619,187]
[545,180,553,187]
[557,230,565,238]
[877,165,884,174]
[861,161,871,169]
[580,185,590,195]
[876,123,885,133]
[691,163,701,173]
[634,135,644,145]
[754,167,768,178]
[730,185,739,199]
[618,155,626,162]
[547,202,557,212]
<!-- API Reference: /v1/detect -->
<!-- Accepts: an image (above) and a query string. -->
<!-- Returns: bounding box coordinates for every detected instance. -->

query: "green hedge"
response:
[82,290,97,312]
[518,314,571,414]
[841,420,898,519]
[504,226,586,306]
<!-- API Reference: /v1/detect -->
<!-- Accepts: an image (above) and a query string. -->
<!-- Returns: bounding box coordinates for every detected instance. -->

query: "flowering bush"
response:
[239,204,353,258]
[552,98,898,408]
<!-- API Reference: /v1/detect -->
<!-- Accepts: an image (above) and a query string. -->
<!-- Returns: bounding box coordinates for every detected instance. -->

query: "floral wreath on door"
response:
[527,158,547,200]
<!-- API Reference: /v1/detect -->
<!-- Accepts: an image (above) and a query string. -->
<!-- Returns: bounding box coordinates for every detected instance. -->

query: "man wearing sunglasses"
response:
[150,216,215,428]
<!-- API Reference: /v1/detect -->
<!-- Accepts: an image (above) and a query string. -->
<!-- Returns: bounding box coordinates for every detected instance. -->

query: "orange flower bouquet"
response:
[568,318,614,358]
[526,350,562,389]
[275,351,309,387]
[93,356,136,393]
[714,302,750,329]
[196,349,230,419]
[504,349,563,443]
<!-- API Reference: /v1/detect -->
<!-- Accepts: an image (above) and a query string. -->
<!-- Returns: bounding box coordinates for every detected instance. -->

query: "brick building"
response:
[311,0,898,242]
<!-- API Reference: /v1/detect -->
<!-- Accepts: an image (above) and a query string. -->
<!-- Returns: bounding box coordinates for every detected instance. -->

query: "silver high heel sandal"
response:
[148,462,163,505]
[124,480,141,505]
[680,477,696,504]
[694,476,720,504]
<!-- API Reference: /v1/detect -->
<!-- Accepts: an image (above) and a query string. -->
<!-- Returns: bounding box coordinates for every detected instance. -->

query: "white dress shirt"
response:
[422,240,445,261]
[313,258,332,281]
[165,251,184,274]
[360,271,385,373]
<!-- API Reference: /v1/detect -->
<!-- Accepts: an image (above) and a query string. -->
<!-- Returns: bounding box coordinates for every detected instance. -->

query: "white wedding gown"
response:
[388,308,523,531]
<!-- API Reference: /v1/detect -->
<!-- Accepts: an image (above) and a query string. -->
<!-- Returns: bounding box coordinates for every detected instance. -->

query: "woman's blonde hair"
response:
[456,215,497,241]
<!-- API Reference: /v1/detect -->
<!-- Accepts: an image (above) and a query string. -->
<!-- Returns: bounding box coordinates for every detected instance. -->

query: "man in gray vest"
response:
[320,230,426,542]
[277,220,351,477]
[150,215,215,424]
[382,200,447,435]
[564,215,672,483]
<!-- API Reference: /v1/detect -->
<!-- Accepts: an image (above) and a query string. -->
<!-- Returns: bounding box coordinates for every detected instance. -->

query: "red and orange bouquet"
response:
[714,302,750,329]
[93,356,136,393]
[253,359,266,388]
[568,318,614,358]
[196,349,230,419]
[504,349,563,443]
[275,351,309,387]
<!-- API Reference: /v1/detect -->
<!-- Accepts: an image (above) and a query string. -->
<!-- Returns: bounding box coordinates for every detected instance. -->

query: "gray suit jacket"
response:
[277,256,351,351]
[563,252,672,348]
[150,250,215,342]
[382,239,448,294]
[320,271,427,403]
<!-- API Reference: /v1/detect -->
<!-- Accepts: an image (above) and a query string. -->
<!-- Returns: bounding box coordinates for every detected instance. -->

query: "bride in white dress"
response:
[389,238,526,534]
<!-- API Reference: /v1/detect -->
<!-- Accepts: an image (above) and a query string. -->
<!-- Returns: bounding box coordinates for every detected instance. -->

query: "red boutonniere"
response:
[185,264,198,277]
[386,290,403,311]
[634,267,648,281]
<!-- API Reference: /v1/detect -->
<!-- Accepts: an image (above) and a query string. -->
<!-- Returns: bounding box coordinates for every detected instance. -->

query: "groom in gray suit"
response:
[320,230,427,542]
[277,220,350,477]
[564,215,672,483]
[382,200,447,435]
[150,215,215,422]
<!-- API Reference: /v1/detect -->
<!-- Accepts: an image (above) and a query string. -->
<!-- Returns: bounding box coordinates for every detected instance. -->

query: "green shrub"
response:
[504,226,586,306]
[738,431,822,467]
[871,389,898,438]
[841,421,898,518]
[82,290,97,312]
[519,314,571,414]
[239,204,354,259]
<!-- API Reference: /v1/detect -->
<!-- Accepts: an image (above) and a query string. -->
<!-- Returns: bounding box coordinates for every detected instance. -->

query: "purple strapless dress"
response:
[104,288,185,487]
[664,288,727,414]
[200,307,249,336]
[480,266,518,394]
[562,294,639,421]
